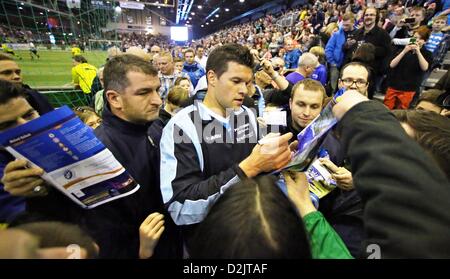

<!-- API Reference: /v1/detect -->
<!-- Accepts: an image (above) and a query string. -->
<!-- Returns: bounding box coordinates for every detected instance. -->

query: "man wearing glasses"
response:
[338,62,371,97]
[345,7,392,99]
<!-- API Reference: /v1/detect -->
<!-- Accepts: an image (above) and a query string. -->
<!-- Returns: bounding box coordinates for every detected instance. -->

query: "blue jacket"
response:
[284,49,302,69]
[325,28,347,67]
[312,64,328,86]
[182,62,205,88]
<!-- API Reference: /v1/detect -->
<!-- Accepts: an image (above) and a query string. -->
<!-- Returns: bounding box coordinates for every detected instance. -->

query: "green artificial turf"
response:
[13,49,108,88]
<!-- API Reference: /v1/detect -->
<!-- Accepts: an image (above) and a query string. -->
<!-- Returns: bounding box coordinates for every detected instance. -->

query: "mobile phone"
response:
[409,37,417,44]
[404,17,415,24]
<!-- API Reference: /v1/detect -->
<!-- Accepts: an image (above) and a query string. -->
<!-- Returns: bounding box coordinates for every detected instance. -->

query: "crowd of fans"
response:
[0,0,449,260]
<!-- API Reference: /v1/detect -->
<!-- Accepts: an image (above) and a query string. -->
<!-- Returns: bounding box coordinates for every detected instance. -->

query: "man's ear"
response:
[105,90,122,110]
[207,70,217,87]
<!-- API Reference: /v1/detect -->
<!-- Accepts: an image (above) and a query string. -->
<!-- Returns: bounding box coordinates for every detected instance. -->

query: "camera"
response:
[404,17,415,24]
[409,37,417,44]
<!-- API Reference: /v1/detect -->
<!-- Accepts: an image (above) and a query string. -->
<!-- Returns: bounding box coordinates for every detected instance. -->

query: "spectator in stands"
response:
[385,26,433,109]
[338,62,371,96]
[393,109,450,180]
[160,44,293,250]
[346,7,392,99]
[325,12,356,93]
[148,85,189,145]
[189,174,352,259]
[284,39,302,69]
[268,36,281,57]
[414,89,445,113]
[320,22,339,46]
[150,45,161,56]
[157,51,190,100]
[71,55,98,103]
[390,7,427,49]
[182,48,206,88]
[425,15,448,55]
[173,57,184,74]
[309,46,328,86]
[126,46,151,62]
[0,53,53,115]
[174,76,191,94]
[73,106,102,129]
[195,45,207,69]
[286,52,318,84]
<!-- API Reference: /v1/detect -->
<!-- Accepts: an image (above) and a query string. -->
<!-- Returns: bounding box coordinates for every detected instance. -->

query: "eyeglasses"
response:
[340,78,368,88]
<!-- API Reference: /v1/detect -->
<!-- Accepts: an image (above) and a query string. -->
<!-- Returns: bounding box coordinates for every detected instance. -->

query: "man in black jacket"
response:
[83,54,182,258]
[2,55,182,258]
[333,90,450,258]
[160,44,293,247]
[345,7,392,99]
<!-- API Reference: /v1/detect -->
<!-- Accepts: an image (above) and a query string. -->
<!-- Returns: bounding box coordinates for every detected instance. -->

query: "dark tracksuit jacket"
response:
[12,106,182,259]
[159,101,258,242]
[337,101,450,258]
[85,106,182,258]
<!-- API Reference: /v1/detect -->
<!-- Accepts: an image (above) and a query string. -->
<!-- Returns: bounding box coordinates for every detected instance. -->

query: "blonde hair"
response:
[291,78,326,102]
[126,46,151,62]
[323,22,338,36]
[158,51,174,63]
[107,46,122,58]
[309,46,325,64]
[167,86,189,106]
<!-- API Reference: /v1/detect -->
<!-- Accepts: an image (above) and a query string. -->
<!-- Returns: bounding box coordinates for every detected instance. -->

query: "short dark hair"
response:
[0,80,25,105]
[189,176,312,259]
[206,43,254,78]
[416,89,443,107]
[14,221,98,259]
[73,55,88,63]
[103,54,158,93]
[363,7,380,23]
[393,110,450,180]
[184,48,195,56]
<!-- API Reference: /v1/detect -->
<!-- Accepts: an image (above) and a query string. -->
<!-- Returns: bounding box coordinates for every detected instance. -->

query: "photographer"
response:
[385,26,433,109]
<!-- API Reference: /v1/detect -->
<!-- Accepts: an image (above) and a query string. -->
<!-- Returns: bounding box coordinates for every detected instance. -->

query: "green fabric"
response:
[303,211,353,259]
[94,89,104,116]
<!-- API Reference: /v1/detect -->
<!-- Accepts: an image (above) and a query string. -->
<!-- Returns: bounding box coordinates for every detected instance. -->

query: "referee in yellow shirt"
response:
[72,55,97,103]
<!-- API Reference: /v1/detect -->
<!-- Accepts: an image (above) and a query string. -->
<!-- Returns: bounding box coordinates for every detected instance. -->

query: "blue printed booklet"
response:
[0,106,140,209]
